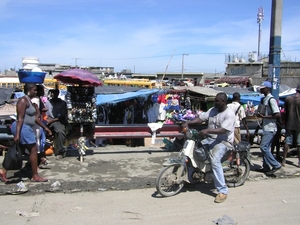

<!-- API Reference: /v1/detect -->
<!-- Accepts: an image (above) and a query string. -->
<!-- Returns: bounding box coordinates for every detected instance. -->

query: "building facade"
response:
[224,54,300,88]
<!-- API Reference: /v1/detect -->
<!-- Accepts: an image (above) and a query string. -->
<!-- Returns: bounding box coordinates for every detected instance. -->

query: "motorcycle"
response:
[156,127,252,197]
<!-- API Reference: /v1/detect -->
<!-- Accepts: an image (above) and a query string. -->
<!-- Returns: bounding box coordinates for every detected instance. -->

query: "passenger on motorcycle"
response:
[183,92,235,203]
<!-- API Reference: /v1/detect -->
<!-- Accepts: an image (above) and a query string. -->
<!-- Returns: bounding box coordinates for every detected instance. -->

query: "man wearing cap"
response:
[256,81,282,175]
[282,85,300,167]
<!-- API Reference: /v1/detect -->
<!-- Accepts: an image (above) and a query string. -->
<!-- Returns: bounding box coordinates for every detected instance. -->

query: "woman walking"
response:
[0,83,52,183]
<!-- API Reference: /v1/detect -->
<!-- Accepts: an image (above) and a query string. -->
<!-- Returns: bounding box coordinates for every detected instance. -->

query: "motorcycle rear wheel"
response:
[156,165,185,197]
[224,157,250,188]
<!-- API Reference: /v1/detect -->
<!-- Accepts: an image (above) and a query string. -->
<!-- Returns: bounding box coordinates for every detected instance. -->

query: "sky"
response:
[0,0,299,74]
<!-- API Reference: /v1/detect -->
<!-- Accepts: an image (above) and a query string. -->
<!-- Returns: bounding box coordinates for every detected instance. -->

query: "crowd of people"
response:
[0,83,52,183]
[253,81,300,171]
[0,81,299,205]
[0,83,68,183]
[183,81,300,203]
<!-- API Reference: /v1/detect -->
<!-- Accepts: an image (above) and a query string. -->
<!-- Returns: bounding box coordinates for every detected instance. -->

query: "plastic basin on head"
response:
[18,71,46,83]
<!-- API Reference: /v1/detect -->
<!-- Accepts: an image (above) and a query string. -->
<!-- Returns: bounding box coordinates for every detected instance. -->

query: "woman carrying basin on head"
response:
[0,83,52,183]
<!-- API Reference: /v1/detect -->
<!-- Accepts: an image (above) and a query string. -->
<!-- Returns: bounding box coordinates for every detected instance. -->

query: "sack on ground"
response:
[2,143,23,170]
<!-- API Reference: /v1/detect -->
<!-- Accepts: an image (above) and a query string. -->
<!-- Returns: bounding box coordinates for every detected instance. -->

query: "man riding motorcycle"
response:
[183,92,235,203]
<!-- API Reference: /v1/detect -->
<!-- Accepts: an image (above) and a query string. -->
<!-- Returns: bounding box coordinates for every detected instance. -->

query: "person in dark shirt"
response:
[282,85,300,167]
[45,89,68,159]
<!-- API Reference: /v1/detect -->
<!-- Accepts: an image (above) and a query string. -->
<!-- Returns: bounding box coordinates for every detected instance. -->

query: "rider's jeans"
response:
[202,138,228,195]
[260,131,281,170]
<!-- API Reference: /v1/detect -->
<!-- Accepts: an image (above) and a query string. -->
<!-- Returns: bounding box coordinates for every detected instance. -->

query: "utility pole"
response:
[72,58,81,68]
[181,54,189,79]
[268,0,282,100]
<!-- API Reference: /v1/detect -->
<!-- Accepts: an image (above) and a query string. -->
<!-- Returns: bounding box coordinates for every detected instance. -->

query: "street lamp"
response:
[181,54,189,79]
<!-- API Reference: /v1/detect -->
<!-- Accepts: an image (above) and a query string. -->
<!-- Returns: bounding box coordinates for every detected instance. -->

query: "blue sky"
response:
[0,0,299,74]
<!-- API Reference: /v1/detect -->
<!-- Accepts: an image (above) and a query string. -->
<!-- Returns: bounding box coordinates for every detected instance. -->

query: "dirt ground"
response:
[1,143,300,196]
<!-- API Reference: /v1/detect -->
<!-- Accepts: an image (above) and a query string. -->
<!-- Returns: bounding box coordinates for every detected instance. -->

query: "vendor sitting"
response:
[45,89,68,159]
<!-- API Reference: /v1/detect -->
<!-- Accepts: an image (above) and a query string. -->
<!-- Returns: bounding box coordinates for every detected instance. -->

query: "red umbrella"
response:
[54,68,102,86]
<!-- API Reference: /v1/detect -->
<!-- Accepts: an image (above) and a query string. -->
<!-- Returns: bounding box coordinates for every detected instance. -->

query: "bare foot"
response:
[31,176,48,182]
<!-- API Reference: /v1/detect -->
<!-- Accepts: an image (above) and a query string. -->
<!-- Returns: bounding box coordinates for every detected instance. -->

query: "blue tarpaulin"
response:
[96,88,162,105]
[227,93,285,106]
[213,87,285,106]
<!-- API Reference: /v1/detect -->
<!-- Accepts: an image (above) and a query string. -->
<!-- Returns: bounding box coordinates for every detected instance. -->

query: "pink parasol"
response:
[54,68,102,86]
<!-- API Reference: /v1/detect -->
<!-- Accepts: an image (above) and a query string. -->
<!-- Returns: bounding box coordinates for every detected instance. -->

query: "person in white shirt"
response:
[227,92,250,144]
[183,93,235,203]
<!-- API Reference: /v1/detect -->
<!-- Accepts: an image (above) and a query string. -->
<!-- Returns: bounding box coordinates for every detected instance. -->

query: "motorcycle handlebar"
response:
[182,126,188,133]
[182,127,207,141]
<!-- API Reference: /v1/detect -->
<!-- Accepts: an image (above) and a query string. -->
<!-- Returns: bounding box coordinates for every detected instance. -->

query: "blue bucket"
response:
[18,70,46,83]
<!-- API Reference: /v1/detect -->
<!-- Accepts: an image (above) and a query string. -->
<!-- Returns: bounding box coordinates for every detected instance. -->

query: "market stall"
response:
[54,68,102,161]
[172,86,222,111]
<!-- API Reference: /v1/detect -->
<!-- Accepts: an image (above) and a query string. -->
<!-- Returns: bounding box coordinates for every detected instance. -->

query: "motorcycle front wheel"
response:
[224,157,250,188]
[156,165,185,197]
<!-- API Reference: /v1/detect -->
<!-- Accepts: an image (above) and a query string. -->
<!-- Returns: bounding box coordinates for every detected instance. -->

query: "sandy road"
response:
[0,177,300,225]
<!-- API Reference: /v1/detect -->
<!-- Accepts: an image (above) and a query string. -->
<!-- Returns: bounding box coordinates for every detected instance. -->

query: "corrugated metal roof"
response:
[172,86,222,96]
[215,76,249,84]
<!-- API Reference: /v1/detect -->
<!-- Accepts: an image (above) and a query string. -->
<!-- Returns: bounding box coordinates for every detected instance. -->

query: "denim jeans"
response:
[260,131,281,170]
[202,138,228,194]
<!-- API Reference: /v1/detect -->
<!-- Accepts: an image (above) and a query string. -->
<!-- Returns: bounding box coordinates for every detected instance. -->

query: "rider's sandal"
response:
[39,159,49,168]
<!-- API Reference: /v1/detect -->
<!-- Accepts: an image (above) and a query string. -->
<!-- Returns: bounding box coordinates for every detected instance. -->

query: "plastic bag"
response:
[194,143,209,162]
[2,143,23,170]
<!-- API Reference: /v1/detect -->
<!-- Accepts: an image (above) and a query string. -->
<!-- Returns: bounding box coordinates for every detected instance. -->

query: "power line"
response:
[70,49,299,63]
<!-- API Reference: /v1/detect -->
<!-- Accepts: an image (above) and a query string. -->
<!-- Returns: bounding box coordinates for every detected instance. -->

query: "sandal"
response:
[39,158,49,168]
[0,172,8,183]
